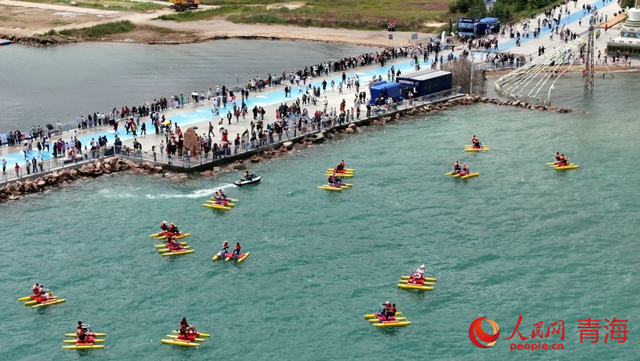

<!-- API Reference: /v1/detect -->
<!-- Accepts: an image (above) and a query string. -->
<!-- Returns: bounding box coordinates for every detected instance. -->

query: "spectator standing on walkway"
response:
[2,158,5,174]
[14,163,20,177]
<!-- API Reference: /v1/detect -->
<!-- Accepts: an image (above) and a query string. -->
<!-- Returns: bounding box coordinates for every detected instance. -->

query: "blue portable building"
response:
[477,18,500,36]
[395,70,452,98]
[369,82,402,104]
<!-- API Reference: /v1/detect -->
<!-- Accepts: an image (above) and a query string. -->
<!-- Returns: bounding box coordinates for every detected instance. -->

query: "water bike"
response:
[171,330,210,337]
[161,248,195,257]
[234,175,262,186]
[203,203,231,210]
[400,275,437,282]
[157,232,190,240]
[212,251,228,261]
[27,294,66,308]
[23,294,59,306]
[325,170,354,177]
[166,334,206,342]
[364,312,411,327]
[448,170,479,179]
[225,252,250,263]
[327,168,355,174]
[397,272,437,290]
[211,196,239,202]
[206,199,235,207]
[464,144,490,152]
[554,164,579,170]
[317,185,344,191]
[65,332,106,337]
[155,241,187,249]
[324,182,352,189]
[161,338,200,347]
[19,294,58,302]
[158,245,191,253]
[163,329,209,347]
[62,328,106,349]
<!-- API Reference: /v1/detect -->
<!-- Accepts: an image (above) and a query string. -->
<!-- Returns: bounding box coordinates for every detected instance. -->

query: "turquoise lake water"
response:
[1,73,638,359]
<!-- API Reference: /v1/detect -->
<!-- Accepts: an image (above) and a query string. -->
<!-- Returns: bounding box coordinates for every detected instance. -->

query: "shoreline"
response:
[0,93,579,203]
[0,28,425,48]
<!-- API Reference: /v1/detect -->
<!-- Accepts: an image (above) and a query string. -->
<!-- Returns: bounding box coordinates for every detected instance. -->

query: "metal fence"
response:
[118,87,463,169]
[0,145,117,182]
[0,86,463,182]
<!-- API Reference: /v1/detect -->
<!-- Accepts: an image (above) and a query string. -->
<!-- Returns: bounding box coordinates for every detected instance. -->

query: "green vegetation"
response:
[43,29,59,36]
[158,0,454,32]
[58,20,136,38]
[17,0,165,12]
[620,0,634,9]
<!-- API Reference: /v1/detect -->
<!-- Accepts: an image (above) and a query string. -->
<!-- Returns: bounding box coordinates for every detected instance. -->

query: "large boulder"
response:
[183,127,199,152]
[314,133,326,143]
[283,141,294,150]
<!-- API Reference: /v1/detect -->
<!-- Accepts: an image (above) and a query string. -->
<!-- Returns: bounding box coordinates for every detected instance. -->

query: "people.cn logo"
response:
[469,317,501,348]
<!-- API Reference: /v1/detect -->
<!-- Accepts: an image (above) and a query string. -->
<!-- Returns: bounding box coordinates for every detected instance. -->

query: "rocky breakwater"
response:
[241,125,354,165]
[0,156,164,203]
[372,95,572,125]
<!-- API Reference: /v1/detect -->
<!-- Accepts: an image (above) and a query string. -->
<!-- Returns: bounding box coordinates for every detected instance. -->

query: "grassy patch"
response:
[58,20,136,38]
[159,0,454,31]
[16,0,165,12]
[50,19,72,26]
[138,24,176,34]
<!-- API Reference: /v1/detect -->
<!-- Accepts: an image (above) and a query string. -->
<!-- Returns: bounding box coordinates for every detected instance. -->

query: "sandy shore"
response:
[0,0,435,47]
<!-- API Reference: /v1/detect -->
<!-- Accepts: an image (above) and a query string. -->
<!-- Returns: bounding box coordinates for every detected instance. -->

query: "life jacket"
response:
[33,285,39,294]
[235,244,241,251]
[454,162,460,170]
[555,154,561,161]
[462,165,468,171]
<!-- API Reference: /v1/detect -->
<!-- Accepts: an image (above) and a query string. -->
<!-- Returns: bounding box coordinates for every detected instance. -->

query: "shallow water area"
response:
[1,72,639,359]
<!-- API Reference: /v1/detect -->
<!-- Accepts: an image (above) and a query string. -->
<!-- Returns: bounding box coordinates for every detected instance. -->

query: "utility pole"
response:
[470,50,475,94]
[584,16,595,93]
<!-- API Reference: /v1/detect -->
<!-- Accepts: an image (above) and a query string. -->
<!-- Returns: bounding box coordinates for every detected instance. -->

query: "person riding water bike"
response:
[77,321,87,343]
[378,301,394,321]
[232,242,241,258]
[453,161,461,174]
[555,152,561,162]
[168,223,179,234]
[335,160,346,172]
[166,235,183,250]
[160,220,169,232]
[558,154,570,166]
[38,285,51,300]
[221,241,229,257]
[328,174,343,187]
[33,283,40,295]
[471,135,482,148]
[461,164,470,174]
